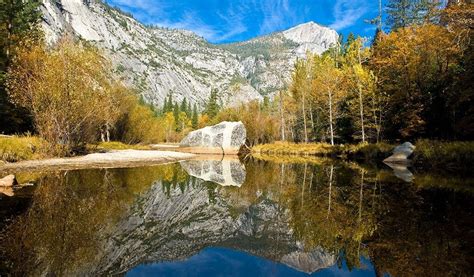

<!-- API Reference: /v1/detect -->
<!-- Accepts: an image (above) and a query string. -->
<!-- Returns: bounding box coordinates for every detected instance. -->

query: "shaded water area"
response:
[0,155,472,276]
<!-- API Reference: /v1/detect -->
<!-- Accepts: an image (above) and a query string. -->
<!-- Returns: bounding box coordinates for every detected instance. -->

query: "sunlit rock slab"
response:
[180,121,246,155]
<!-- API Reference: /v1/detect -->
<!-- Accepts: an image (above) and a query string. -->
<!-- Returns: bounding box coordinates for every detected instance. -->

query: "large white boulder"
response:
[180,121,246,154]
[384,142,416,163]
[0,175,17,187]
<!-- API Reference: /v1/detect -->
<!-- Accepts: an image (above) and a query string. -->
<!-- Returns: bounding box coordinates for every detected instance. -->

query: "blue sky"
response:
[105,0,387,44]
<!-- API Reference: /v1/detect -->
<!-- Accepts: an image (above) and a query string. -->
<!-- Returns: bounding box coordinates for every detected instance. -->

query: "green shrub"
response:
[0,136,46,162]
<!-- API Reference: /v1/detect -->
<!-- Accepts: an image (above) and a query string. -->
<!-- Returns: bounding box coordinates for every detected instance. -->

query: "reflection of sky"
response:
[126,247,376,277]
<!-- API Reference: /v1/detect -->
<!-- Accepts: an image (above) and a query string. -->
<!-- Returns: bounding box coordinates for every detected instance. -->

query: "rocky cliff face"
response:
[40,0,338,108]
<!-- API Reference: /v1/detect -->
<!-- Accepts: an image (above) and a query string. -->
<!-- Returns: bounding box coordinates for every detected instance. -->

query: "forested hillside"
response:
[216,0,474,144]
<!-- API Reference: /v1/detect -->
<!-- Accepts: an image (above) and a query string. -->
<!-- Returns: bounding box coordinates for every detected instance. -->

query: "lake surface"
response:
[0,155,472,276]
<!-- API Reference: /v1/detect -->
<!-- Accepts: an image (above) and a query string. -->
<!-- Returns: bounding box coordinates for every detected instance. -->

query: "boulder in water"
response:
[0,174,17,187]
[180,121,246,154]
[384,142,415,164]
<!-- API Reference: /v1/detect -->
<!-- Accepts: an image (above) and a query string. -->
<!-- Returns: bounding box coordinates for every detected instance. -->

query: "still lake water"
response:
[0,156,472,276]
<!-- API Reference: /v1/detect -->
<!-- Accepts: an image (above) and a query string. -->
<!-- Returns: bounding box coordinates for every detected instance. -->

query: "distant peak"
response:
[282,21,339,55]
[285,21,330,32]
[298,21,319,27]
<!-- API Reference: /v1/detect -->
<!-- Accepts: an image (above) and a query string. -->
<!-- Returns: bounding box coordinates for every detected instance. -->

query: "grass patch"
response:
[252,141,336,156]
[0,136,47,162]
[90,141,152,151]
[413,140,474,171]
[342,142,394,160]
[252,141,393,161]
[253,140,474,171]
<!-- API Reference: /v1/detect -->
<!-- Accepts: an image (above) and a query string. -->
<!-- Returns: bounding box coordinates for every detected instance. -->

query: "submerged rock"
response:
[0,175,17,187]
[180,121,246,154]
[384,142,415,164]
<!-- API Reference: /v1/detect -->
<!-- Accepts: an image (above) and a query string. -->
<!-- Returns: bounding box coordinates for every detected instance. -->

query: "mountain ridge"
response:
[41,0,338,108]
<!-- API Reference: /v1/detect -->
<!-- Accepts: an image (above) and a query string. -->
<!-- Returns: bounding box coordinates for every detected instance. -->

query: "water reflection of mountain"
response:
[0,158,472,276]
[93,173,335,275]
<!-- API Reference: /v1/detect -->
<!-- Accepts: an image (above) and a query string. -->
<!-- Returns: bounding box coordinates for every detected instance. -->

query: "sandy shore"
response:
[0,150,196,173]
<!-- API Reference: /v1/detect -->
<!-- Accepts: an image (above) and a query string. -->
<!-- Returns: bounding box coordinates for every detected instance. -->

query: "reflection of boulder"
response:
[0,187,14,197]
[180,158,246,187]
[384,142,415,164]
[180,121,246,154]
[385,163,414,182]
[281,248,336,274]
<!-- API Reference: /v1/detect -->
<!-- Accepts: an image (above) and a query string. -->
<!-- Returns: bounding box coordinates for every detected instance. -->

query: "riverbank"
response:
[252,140,474,172]
[0,136,163,164]
[252,142,393,160]
[0,150,195,173]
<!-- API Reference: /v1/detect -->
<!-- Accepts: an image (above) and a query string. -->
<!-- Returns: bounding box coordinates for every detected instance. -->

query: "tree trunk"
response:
[357,44,366,143]
[358,85,366,143]
[279,90,286,141]
[327,165,334,219]
[106,124,110,142]
[359,170,364,222]
[302,163,307,208]
[309,101,315,141]
[302,90,308,143]
[328,90,334,146]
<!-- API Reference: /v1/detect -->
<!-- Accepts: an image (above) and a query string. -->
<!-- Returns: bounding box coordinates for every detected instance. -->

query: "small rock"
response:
[384,142,415,164]
[0,174,17,187]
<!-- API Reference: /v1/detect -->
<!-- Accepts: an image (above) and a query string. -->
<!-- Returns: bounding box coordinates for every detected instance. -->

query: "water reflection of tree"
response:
[366,180,474,276]
[249,156,473,275]
[159,164,220,202]
[0,165,180,275]
[281,162,379,269]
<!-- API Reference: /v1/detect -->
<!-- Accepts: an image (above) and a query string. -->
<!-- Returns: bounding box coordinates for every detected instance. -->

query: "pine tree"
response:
[412,0,440,25]
[163,93,173,113]
[262,96,270,111]
[386,0,440,30]
[162,96,168,113]
[386,0,412,29]
[187,102,192,117]
[173,103,179,124]
[204,88,220,118]
[180,98,187,113]
[344,33,356,54]
[192,104,198,129]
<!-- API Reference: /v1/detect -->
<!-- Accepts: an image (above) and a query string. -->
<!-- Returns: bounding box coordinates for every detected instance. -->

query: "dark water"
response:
[0,156,472,276]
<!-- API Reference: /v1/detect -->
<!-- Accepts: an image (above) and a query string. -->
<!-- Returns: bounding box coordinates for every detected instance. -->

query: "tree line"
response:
[219,0,473,145]
[0,0,226,155]
[0,0,472,154]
